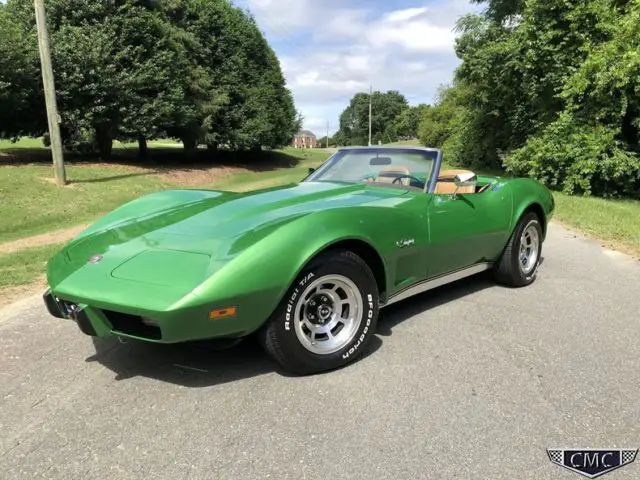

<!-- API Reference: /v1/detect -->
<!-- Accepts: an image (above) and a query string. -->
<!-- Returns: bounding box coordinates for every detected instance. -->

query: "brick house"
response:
[292,130,318,149]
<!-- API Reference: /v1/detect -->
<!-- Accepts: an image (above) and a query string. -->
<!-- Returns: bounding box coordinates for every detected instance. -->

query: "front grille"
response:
[59,299,79,317]
[44,291,80,319]
[101,310,162,340]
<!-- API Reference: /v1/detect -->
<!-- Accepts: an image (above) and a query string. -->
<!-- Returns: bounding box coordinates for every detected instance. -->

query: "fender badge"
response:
[88,254,103,264]
[395,239,415,248]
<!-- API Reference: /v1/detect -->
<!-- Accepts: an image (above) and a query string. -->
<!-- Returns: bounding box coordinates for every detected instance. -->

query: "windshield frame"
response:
[304,146,444,193]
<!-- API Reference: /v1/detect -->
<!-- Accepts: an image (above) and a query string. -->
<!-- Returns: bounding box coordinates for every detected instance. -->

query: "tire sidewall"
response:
[512,215,542,284]
[276,253,379,370]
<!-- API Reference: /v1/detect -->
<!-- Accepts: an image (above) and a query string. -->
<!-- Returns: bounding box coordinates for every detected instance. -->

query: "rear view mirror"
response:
[369,156,392,166]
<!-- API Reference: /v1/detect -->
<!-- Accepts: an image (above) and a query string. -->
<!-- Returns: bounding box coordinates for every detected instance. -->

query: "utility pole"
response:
[34,0,66,186]
[326,121,329,149]
[368,85,372,146]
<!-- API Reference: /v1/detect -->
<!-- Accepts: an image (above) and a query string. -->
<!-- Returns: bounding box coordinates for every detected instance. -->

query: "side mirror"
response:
[308,167,316,175]
[454,171,477,186]
[452,171,477,198]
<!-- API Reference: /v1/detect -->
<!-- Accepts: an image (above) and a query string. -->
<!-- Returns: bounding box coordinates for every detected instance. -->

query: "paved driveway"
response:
[1,223,639,480]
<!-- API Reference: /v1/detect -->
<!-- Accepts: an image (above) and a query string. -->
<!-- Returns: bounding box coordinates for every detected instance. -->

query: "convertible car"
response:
[43,146,554,374]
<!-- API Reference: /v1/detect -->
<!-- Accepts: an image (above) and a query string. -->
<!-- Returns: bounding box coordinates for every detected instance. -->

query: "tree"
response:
[471,0,524,23]
[337,90,409,145]
[418,86,464,148]
[505,0,640,197]
[163,0,299,152]
[2,0,299,157]
[394,104,429,139]
[0,4,45,139]
[5,0,191,157]
[419,0,640,196]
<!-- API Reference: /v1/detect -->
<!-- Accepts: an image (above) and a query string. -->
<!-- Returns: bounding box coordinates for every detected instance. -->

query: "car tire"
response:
[493,212,543,287]
[258,249,379,375]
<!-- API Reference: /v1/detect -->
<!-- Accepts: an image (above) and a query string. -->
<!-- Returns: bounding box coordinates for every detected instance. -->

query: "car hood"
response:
[47,181,408,308]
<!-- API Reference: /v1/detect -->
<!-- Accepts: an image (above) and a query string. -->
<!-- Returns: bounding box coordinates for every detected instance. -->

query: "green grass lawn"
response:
[214,148,328,191]
[0,137,45,149]
[553,192,640,256]
[0,163,169,244]
[0,243,62,288]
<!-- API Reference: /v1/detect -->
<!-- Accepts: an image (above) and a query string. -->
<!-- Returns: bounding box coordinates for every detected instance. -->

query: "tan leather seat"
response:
[435,169,476,194]
[375,166,412,186]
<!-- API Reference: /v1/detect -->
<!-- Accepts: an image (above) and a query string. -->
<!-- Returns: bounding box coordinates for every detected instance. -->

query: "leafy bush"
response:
[418,85,465,149]
[504,114,640,197]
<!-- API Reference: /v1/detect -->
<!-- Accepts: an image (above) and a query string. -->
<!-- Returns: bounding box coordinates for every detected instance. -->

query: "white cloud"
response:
[242,0,316,29]
[319,9,369,39]
[236,0,481,134]
[382,7,429,23]
[303,116,331,135]
[366,21,455,52]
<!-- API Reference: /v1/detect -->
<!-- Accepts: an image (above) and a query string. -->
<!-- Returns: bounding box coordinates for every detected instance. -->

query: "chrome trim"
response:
[336,146,441,153]
[383,262,492,307]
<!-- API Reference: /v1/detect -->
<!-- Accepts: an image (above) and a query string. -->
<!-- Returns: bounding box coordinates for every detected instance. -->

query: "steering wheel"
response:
[392,174,425,188]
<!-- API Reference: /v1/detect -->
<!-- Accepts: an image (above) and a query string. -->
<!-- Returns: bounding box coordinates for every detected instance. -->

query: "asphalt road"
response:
[1,223,639,480]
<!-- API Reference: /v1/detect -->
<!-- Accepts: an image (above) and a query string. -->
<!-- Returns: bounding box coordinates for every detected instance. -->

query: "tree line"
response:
[420,0,640,198]
[331,90,429,147]
[0,0,301,158]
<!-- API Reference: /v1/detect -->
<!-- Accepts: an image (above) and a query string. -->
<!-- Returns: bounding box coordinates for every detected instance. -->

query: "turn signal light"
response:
[209,307,237,320]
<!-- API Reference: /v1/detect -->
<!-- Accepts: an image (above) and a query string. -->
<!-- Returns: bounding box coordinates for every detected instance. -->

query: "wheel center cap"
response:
[307,294,334,325]
[319,306,332,320]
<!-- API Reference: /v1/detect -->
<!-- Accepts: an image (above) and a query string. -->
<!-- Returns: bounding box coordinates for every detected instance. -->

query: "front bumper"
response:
[42,288,269,343]
[43,289,97,337]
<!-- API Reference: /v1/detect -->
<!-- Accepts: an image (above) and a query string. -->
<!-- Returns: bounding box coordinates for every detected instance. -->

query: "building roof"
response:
[295,130,316,138]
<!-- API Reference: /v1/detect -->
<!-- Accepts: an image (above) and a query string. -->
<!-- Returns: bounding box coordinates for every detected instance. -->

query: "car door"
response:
[426,185,512,278]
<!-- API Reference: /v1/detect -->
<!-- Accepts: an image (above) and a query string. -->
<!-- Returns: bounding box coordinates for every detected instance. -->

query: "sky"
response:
[234,0,482,136]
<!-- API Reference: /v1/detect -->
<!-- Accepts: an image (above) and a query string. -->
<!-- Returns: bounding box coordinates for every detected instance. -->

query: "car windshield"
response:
[305,148,439,191]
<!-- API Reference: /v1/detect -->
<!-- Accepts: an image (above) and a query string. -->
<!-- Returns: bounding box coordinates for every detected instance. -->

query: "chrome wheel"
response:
[293,274,363,355]
[519,222,540,275]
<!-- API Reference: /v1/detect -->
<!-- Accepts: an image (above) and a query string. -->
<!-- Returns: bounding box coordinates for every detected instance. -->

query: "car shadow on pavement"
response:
[86,332,383,387]
[87,336,275,387]
[377,271,497,336]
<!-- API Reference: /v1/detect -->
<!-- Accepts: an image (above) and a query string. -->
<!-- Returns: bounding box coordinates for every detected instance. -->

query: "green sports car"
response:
[43,146,554,374]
